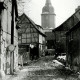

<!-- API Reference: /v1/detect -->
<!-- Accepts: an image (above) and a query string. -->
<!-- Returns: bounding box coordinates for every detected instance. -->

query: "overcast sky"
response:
[23,0,80,27]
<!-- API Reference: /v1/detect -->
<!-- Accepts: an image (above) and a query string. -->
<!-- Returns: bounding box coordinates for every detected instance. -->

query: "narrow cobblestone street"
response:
[6,56,79,80]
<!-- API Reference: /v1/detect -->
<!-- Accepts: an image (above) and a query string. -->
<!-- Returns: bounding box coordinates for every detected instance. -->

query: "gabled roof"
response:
[36,24,43,29]
[52,9,80,32]
[42,0,54,14]
[17,13,46,37]
[66,21,80,35]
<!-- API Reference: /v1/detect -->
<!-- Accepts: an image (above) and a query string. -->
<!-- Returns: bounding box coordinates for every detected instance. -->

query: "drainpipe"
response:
[10,0,14,74]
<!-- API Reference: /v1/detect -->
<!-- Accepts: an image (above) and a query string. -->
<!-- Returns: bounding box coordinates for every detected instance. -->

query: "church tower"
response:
[41,0,56,29]
[41,0,56,49]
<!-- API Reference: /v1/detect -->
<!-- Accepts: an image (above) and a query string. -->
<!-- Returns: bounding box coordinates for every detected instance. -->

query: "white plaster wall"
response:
[14,8,18,71]
[1,8,8,73]
[39,34,43,44]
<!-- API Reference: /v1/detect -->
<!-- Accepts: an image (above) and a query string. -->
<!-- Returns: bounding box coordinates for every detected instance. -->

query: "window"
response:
[22,34,26,38]
[27,38,31,43]
[35,38,38,42]
[22,39,26,43]
[32,33,38,38]
[70,32,73,40]
[27,33,31,38]
[32,38,36,42]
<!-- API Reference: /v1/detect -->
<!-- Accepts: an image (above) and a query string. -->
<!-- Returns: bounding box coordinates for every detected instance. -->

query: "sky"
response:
[22,0,80,27]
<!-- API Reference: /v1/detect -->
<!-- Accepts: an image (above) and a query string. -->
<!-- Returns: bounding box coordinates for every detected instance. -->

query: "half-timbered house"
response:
[17,13,46,64]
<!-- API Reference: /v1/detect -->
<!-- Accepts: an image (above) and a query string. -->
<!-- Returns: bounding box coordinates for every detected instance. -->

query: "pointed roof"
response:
[42,0,54,14]
[45,0,52,5]
[52,9,80,32]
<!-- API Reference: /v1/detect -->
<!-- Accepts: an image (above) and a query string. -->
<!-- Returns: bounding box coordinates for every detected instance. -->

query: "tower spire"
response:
[45,0,52,5]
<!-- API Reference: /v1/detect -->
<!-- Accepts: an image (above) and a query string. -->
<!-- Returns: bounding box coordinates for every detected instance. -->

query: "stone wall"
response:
[0,0,18,74]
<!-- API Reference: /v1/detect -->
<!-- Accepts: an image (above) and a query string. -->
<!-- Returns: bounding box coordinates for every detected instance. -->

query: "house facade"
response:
[17,13,46,64]
[0,0,18,75]
[52,9,80,55]
[36,25,46,56]
[66,22,80,71]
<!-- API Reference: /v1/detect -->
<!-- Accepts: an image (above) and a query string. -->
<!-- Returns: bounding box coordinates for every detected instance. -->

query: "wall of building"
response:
[39,34,43,56]
[0,0,18,74]
[66,27,80,71]
[41,14,55,29]
[53,10,80,55]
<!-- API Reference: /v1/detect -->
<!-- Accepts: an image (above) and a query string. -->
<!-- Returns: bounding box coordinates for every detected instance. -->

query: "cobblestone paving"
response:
[5,56,79,80]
